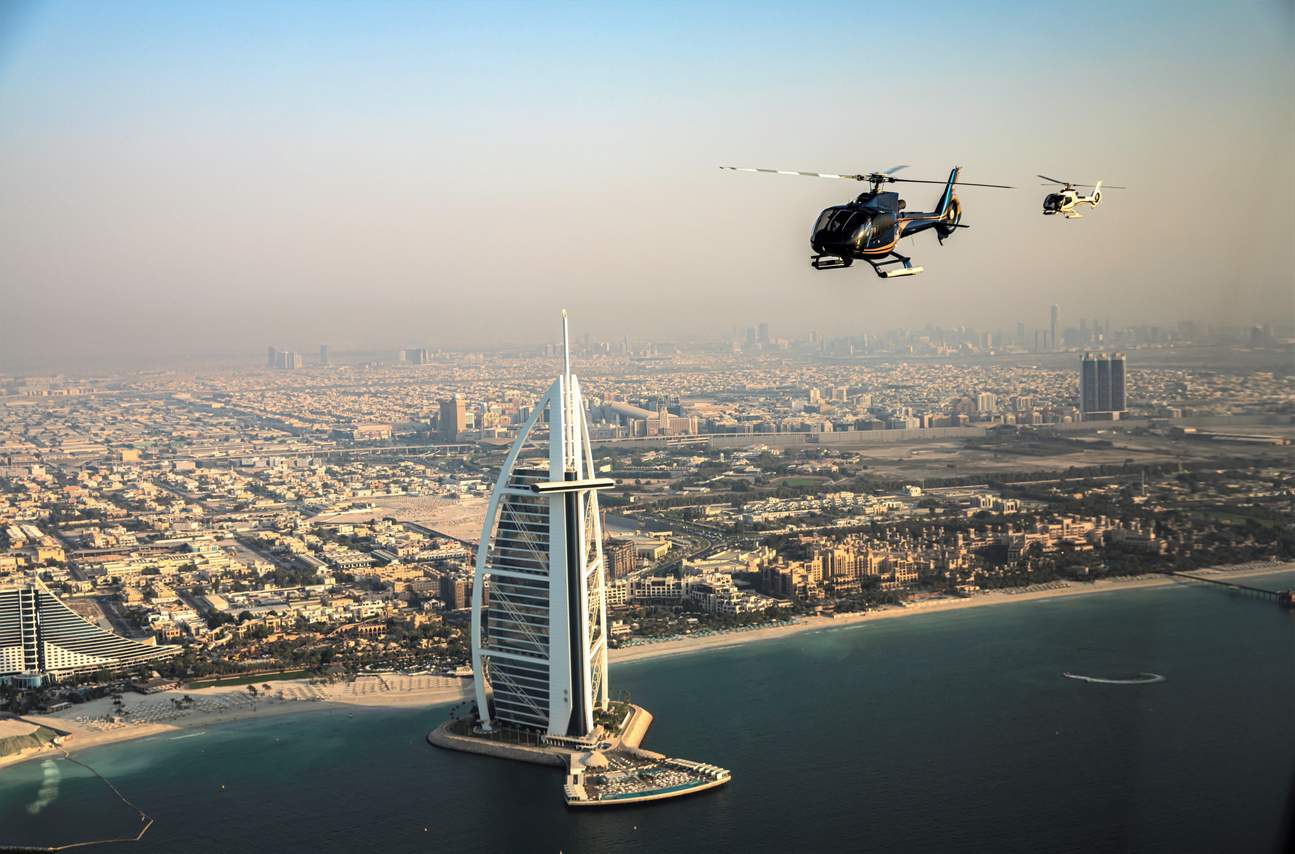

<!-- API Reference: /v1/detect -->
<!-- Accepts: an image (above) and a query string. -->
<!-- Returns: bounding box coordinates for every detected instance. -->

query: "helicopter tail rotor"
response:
[936,196,963,244]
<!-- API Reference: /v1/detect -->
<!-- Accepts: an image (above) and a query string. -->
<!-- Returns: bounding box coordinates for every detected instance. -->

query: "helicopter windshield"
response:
[814,208,863,237]
[813,208,896,250]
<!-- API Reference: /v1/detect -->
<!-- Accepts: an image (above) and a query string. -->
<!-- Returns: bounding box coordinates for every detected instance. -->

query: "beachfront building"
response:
[470,312,615,738]
[0,577,181,682]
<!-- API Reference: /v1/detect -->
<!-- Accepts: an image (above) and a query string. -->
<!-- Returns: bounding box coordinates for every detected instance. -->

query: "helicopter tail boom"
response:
[934,167,961,217]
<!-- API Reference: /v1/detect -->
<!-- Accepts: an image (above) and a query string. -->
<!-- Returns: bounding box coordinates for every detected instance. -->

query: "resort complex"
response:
[0,576,180,683]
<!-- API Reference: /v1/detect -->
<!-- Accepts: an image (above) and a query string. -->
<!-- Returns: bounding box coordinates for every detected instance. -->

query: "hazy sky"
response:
[1,0,1292,369]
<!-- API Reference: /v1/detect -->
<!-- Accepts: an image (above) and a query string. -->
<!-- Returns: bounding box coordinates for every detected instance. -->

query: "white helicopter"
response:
[1038,175,1126,218]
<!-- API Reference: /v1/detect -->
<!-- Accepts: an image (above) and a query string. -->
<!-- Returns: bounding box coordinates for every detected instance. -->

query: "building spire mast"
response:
[561,309,571,387]
[561,309,576,470]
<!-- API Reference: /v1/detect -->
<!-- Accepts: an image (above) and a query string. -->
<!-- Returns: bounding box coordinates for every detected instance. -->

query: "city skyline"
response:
[2,308,1290,375]
[1,2,1292,367]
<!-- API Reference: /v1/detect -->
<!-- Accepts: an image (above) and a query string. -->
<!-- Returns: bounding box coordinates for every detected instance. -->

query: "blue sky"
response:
[0,1,1291,366]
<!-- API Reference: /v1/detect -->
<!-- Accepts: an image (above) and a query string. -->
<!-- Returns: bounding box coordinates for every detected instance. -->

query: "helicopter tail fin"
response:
[934,167,961,217]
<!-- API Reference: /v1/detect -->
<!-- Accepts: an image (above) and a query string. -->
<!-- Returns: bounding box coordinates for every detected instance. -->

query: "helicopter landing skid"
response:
[811,255,852,270]
[867,251,923,279]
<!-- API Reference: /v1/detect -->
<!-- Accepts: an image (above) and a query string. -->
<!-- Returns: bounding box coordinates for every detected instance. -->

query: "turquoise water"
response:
[2,573,1292,853]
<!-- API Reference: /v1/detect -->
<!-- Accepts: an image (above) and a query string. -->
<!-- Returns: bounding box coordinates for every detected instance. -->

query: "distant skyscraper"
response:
[1050,305,1060,352]
[319,344,329,367]
[1080,352,1128,418]
[1,577,179,680]
[277,351,303,369]
[401,348,430,365]
[268,350,302,369]
[758,322,770,344]
[1096,354,1112,410]
[470,312,613,737]
[1109,352,1127,412]
[439,395,466,439]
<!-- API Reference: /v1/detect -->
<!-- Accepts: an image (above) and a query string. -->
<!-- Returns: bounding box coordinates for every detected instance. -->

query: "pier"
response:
[1168,572,1294,608]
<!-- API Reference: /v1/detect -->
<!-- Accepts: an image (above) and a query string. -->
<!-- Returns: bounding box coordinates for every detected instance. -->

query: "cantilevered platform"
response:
[428,703,731,807]
[563,749,730,807]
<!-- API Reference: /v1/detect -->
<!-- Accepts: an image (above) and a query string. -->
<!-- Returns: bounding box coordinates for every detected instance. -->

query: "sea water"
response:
[1,572,1291,853]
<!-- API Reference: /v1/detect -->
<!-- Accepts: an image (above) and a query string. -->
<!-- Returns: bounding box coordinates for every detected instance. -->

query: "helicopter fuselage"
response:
[810,190,959,261]
[719,163,997,278]
[1043,186,1102,217]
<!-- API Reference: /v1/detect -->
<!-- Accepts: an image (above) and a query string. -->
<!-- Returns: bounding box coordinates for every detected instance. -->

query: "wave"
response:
[1063,672,1165,685]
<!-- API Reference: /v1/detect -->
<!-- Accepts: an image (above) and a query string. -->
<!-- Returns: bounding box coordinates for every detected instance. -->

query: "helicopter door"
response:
[864,212,896,248]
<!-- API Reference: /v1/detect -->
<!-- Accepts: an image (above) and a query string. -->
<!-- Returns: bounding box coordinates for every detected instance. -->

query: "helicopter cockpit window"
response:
[830,210,858,232]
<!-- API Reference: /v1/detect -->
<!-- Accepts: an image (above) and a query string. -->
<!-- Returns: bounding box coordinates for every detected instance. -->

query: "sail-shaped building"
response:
[470,312,614,738]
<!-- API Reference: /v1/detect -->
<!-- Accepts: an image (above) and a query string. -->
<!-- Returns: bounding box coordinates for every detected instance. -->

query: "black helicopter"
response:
[719,165,1011,278]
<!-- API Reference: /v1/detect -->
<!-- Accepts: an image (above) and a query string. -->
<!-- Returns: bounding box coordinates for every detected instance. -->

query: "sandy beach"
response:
[2,560,1289,772]
[2,674,471,772]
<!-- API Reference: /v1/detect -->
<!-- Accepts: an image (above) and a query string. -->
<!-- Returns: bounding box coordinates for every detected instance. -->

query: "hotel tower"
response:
[1,576,179,681]
[470,312,614,738]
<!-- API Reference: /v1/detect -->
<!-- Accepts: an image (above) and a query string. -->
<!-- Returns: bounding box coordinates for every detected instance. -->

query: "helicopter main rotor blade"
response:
[719,166,866,181]
[719,165,1012,188]
[1037,174,1068,185]
[1071,183,1128,190]
[890,177,1015,189]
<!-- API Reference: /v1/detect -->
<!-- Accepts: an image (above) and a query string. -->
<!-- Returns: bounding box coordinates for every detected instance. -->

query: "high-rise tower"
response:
[439,395,466,439]
[470,312,614,738]
[1080,352,1128,418]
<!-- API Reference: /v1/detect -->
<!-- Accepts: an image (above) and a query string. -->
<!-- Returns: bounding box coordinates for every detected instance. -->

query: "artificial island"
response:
[428,312,730,807]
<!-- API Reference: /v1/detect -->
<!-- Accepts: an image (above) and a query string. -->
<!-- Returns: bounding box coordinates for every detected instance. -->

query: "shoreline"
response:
[2,561,1289,773]
[608,561,1295,665]
[1,675,470,774]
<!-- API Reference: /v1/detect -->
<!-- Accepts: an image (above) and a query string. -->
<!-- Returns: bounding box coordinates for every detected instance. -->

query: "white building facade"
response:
[470,313,613,738]
[0,577,180,680]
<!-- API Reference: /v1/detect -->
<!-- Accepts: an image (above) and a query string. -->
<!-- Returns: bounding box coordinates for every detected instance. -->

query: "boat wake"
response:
[171,731,208,740]
[1063,672,1165,685]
